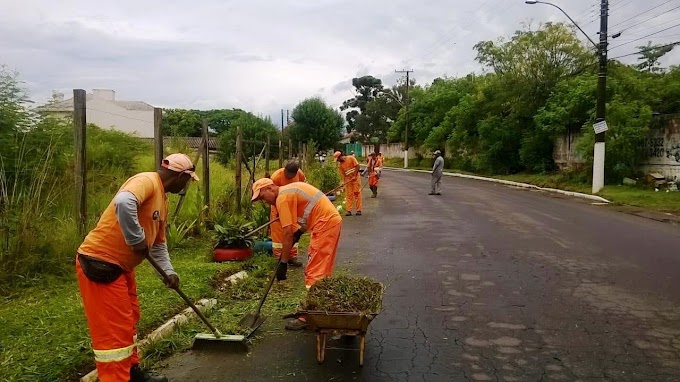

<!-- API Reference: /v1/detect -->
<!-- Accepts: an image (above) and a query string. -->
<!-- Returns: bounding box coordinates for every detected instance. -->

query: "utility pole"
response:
[593,0,609,194]
[395,69,414,168]
[153,108,163,170]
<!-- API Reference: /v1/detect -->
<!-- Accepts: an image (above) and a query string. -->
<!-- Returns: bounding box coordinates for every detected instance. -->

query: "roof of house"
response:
[36,94,154,112]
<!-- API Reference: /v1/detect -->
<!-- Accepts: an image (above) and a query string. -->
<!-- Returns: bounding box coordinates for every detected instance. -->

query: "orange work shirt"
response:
[276,182,341,232]
[376,156,384,167]
[338,155,360,182]
[270,168,306,186]
[78,172,168,272]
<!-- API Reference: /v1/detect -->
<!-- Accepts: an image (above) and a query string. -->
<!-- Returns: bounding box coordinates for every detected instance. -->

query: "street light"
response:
[525,0,598,49]
[526,0,609,194]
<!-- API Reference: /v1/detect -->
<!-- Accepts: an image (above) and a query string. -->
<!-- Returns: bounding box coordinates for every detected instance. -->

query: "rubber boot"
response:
[130,364,168,382]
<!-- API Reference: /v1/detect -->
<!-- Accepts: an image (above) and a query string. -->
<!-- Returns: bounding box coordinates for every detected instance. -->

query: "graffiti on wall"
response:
[642,118,680,165]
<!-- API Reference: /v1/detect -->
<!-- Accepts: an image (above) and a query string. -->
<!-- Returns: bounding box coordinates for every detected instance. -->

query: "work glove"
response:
[164,273,180,289]
[276,261,288,281]
[293,230,303,244]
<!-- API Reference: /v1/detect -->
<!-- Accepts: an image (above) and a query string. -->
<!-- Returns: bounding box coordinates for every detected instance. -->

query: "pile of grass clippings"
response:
[303,275,384,313]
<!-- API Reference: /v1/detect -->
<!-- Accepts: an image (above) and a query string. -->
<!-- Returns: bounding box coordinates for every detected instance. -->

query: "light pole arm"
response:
[529,1,599,49]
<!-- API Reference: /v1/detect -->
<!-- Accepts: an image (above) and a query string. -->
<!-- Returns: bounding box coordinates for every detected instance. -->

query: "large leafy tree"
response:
[216,112,278,164]
[289,97,343,151]
[340,76,383,135]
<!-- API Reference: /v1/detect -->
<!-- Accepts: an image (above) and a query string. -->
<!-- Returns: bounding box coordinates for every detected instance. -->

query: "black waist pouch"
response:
[78,254,124,284]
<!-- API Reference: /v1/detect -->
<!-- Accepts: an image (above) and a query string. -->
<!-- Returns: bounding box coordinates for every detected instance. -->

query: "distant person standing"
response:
[429,150,444,196]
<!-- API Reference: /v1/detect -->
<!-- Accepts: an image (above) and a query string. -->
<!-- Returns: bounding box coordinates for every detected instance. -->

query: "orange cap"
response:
[251,178,274,201]
[333,151,342,161]
[162,153,199,180]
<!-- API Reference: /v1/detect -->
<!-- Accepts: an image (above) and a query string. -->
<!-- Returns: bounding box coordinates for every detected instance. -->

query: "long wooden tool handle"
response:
[255,261,282,315]
[145,253,220,336]
[245,218,279,238]
[325,180,351,196]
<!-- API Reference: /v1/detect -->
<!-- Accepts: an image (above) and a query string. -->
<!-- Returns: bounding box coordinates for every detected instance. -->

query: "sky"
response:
[1,0,679,125]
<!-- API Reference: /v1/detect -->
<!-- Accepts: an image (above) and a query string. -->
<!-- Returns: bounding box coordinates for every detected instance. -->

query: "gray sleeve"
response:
[114,191,146,246]
[149,242,177,276]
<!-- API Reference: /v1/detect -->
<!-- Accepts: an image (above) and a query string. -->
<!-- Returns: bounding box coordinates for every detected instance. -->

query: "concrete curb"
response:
[383,167,611,204]
[80,297,218,382]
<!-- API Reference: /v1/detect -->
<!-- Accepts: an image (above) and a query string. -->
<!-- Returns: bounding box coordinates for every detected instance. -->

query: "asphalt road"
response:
[160,169,680,381]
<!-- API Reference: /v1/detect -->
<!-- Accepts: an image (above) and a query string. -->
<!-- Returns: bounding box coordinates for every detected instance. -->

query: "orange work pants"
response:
[305,222,342,287]
[77,260,139,382]
[369,173,379,187]
[270,207,298,259]
[344,179,363,212]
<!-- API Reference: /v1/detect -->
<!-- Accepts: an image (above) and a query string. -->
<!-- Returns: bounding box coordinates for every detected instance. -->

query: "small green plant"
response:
[166,219,197,250]
[213,217,254,249]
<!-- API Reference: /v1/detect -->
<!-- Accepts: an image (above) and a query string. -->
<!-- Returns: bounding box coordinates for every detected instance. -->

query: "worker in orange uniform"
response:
[269,161,306,267]
[367,152,380,198]
[76,153,198,382]
[376,152,384,175]
[333,150,362,216]
[251,178,342,330]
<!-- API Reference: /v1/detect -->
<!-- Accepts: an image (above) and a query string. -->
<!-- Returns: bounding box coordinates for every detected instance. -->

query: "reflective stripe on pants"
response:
[77,260,140,382]
[305,222,342,287]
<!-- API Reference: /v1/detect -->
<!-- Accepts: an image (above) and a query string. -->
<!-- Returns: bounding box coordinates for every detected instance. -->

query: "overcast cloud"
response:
[1,0,679,124]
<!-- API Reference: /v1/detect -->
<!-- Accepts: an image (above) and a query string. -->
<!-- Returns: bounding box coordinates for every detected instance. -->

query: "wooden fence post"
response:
[154,108,163,169]
[278,135,283,169]
[73,89,87,235]
[202,119,210,217]
[265,135,270,175]
[236,126,242,214]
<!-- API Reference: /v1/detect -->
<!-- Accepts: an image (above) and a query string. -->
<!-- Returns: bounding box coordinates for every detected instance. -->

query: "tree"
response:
[216,112,278,165]
[289,97,343,151]
[340,76,383,134]
[636,41,675,73]
[162,109,202,136]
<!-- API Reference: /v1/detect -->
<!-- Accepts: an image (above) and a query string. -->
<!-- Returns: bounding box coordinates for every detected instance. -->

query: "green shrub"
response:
[307,163,341,193]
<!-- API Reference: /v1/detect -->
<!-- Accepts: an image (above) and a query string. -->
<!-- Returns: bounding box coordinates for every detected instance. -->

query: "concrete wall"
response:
[361,143,421,159]
[554,129,586,170]
[553,114,680,179]
[45,99,154,138]
[640,115,680,179]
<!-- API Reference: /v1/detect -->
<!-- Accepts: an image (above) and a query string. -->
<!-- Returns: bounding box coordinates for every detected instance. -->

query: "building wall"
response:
[554,115,680,179]
[43,99,154,138]
[639,116,680,179]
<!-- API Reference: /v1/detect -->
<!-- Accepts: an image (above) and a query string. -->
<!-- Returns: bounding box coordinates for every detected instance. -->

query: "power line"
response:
[609,0,674,29]
[610,40,680,59]
[614,3,680,34]
[624,17,680,36]
[609,22,680,50]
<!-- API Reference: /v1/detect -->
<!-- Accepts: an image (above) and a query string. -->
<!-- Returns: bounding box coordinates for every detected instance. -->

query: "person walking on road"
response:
[429,150,444,196]
[268,162,306,267]
[251,178,343,330]
[334,150,362,216]
[76,153,198,382]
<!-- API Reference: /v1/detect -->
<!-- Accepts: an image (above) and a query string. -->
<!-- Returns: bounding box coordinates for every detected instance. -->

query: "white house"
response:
[37,89,156,138]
